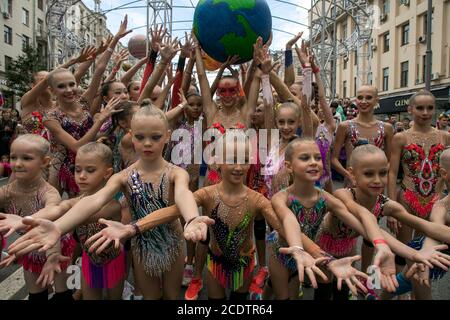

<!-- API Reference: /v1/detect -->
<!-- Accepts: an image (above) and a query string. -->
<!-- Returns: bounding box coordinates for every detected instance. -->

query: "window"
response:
[423,11,434,35]
[37,19,44,36]
[382,67,389,91]
[382,0,390,14]
[22,8,29,26]
[343,56,348,69]
[38,0,44,11]
[4,25,12,45]
[401,23,409,46]
[383,32,390,52]
[6,0,12,16]
[342,22,347,40]
[354,49,357,66]
[400,61,409,87]
[368,72,373,85]
[5,56,12,71]
[22,35,30,50]
[343,81,347,98]
[354,77,357,96]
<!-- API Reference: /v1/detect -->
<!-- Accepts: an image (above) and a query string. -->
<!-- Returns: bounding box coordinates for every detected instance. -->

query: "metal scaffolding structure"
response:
[309,0,374,99]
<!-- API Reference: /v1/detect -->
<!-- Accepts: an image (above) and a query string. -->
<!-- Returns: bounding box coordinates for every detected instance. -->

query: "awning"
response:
[374,85,450,114]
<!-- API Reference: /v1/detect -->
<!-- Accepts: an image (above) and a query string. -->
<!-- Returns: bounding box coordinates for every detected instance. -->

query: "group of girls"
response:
[0,18,449,301]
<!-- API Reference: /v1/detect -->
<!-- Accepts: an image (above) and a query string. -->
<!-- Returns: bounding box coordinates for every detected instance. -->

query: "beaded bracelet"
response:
[130,221,141,236]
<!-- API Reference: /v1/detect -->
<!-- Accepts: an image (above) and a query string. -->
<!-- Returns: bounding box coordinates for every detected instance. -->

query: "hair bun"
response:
[140,98,152,108]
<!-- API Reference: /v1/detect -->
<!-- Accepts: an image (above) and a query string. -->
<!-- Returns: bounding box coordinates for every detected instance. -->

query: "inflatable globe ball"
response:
[128,34,147,59]
[202,51,222,71]
[193,0,272,64]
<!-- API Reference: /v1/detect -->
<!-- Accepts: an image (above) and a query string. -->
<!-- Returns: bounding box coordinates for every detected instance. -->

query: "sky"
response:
[83,0,311,51]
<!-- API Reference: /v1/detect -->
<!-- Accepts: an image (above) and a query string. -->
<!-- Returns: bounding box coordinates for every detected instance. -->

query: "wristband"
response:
[373,239,388,246]
[130,221,141,236]
[312,66,320,74]
[184,217,197,231]
[285,49,293,68]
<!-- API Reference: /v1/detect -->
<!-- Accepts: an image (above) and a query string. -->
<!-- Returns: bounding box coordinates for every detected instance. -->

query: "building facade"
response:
[0,0,48,104]
[311,0,450,116]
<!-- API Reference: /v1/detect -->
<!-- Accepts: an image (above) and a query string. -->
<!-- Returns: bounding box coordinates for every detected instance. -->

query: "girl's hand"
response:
[0,213,25,238]
[221,55,240,71]
[96,35,114,56]
[158,37,180,62]
[373,245,399,292]
[151,25,167,52]
[178,88,188,107]
[7,217,61,257]
[85,218,132,254]
[98,97,123,122]
[183,216,215,242]
[279,246,329,288]
[36,252,70,288]
[74,46,96,63]
[406,263,430,287]
[386,216,401,235]
[114,15,132,40]
[413,244,450,270]
[0,252,16,269]
[325,255,369,296]
[113,49,129,66]
[286,32,303,49]
[297,40,312,66]
[180,32,194,58]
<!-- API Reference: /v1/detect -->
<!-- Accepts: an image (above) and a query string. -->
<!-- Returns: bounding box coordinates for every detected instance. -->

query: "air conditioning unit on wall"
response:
[380,14,388,22]
[418,35,427,43]
[431,73,440,80]
[400,0,410,6]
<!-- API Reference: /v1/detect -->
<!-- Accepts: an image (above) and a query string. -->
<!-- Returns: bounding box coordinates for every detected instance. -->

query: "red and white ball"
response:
[128,34,147,59]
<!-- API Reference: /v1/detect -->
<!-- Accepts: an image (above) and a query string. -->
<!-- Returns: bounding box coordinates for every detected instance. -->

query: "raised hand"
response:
[297,40,312,66]
[325,255,369,296]
[96,35,114,56]
[406,263,430,287]
[178,88,188,107]
[183,216,215,242]
[85,219,132,255]
[279,246,329,288]
[180,32,194,58]
[0,213,25,238]
[36,252,70,288]
[158,36,180,62]
[74,46,96,63]
[7,217,61,257]
[286,32,303,49]
[113,49,129,66]
[373,246,398,292]
[150,25,167,52]
[412,244,450,270]
[98,96,123,122]
[115,15,132,40]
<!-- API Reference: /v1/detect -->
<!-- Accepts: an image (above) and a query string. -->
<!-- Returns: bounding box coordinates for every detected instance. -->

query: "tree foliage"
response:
[4,45,47,99]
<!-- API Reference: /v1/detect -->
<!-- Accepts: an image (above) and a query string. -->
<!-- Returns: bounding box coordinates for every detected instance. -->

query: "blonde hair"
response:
[47,68,73,87]
[12,134,50,157]
[275,101,300,119]
[77,142,113,166]
[284,137,316,161]
[350,144,386,168]
[132,98,169,128]
[409,90,436,106]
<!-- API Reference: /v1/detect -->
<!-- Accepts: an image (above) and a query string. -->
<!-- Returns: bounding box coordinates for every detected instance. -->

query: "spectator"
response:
[395,121,405,133]
[402,116,411,130]
[437,113,449,131]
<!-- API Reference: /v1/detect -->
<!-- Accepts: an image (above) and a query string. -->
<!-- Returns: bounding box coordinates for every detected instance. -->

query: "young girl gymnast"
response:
[26,142,126,300]
[0,134,74,300]
[317,143,450,299]
[9,104,212,300]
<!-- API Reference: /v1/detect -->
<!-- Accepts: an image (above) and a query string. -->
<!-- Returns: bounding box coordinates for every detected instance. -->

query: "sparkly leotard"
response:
[400,129,445,219]
[263,142,291,199]
[193,185,281,291]
[315,123,333,189]
[44,100,94,194]
[348,120,386,149]
[267,188,328,271]
[316,188,388,257]
[124,164,183,276]
[0,180,75,273]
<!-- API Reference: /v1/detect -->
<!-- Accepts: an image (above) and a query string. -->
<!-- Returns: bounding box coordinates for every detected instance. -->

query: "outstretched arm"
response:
[284,32,302,87]
[121,57,147,86]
